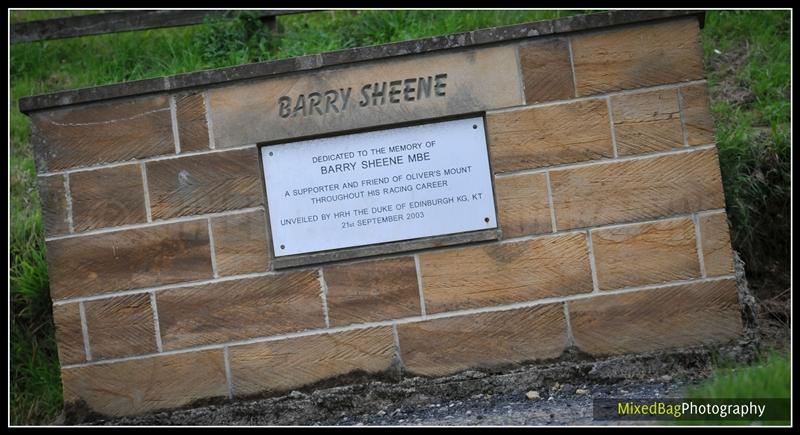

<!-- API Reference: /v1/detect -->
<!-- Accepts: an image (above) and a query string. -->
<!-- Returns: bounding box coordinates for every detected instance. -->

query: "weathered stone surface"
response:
[61,349,228,417]
[37,175,70,236]
[30,95,174,172]
[84,294,157,360]
[419,233,592,314]
[571,18,704,96]
[175,93,210,152]
[323,257,421,326]
[47,220,212,300]
[699,212,734,276]
[229,327,395,396]
[549,148,726,230]
[70,163,147,232]
[20,76,169,114]
[146,148,263,220]
[495,173,553,238]
[569,279,742,355]
[488,99,613,172]
[208,46,523,147]
[611,88,684,155]
[680,83,716,145]
[592,218,700,290]
[398,304,567,377]
[52,303,85,365]
[211,210,270,276]
[519,38,575,103]
[156,272,324,350]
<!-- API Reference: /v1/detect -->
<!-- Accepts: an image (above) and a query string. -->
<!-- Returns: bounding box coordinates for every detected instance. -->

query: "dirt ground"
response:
[84,349,736,426]
[65,253,787,426]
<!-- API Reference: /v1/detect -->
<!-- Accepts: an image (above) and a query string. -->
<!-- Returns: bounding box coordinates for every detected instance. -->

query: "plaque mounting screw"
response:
[484,217,490,223]
[280,244,285,249]
[269,151,274,156]
[473,124,478,129]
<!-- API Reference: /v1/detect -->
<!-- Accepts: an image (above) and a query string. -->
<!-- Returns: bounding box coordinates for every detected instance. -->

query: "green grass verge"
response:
[10,155,60,424]
[678,351,791,425]
[9,10,791,425]
[703,11,791,279]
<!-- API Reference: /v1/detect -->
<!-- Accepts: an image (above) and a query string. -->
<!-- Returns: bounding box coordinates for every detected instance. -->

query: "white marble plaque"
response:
[261,116,497,257]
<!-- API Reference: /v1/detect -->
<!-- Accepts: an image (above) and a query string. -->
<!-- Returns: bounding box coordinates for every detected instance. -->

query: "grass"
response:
[687,351,790,399]
[703,11,791,282]
[9,9,791,425]
[678,350,791,425]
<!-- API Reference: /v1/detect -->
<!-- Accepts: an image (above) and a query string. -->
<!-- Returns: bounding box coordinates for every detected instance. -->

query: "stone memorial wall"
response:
[20,10,742,418]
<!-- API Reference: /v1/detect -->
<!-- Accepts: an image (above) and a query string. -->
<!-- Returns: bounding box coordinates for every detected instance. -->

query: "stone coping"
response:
[18,10,705,114]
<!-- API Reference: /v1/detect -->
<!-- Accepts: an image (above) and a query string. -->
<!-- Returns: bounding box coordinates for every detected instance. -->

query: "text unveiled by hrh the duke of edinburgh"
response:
[277,74,448,118]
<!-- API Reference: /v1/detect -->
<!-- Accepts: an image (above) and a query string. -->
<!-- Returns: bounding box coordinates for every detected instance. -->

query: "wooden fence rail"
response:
[10,10,312,44]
